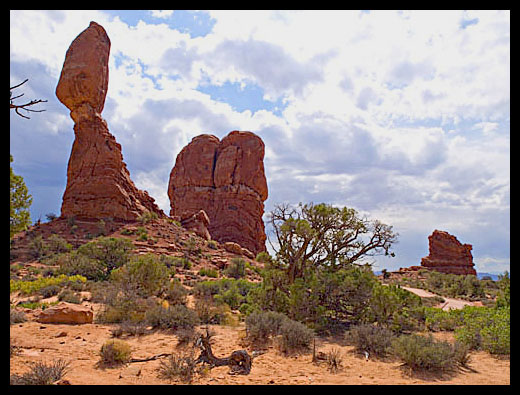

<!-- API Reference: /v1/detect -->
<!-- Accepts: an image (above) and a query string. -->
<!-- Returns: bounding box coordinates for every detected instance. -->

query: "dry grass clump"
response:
[98,339,132,367]
[326,348,343,373]
[10,359,70,385]
[157,350,197,383]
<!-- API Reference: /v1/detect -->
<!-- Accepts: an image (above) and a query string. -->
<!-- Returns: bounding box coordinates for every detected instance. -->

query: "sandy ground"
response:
[10,321,509,385]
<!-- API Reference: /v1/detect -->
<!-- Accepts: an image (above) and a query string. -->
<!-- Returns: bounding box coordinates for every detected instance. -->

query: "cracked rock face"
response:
[168,131,268,254]
[420,230,477,275]
[56,22,163,221]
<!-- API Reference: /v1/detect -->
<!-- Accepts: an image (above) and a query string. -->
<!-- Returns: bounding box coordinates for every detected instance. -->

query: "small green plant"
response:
[120,228,135,235]
[38,284,62,298]
[28,234,49,258]
[98,339,132,367]
[277,317,314,354]
[10,359,70,385]
[46,234,72,254]
[45,212,57,222]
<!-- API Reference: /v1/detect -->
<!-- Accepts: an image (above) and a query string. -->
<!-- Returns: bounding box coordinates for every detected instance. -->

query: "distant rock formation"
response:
[420,230,477,275]
[168,131,268,254]
[56,21,164,221]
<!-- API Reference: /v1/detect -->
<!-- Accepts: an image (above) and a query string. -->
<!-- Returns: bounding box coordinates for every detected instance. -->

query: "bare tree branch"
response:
[10,79,47,119]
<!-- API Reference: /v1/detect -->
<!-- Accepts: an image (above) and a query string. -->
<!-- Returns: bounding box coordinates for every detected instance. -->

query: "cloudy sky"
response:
[10,10,509,274]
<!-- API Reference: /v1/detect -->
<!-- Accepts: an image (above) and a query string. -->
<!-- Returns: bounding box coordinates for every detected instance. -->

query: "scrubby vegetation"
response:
[10,359,70,385]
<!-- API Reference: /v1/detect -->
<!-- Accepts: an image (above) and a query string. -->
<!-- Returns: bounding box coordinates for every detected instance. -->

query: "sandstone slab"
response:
[36,302,93,324]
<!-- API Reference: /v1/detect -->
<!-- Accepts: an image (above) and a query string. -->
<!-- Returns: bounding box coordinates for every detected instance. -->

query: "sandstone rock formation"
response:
[168,131,268,254]
[37,302,93,324]
[420,230,477,275]
[56,21,164,221]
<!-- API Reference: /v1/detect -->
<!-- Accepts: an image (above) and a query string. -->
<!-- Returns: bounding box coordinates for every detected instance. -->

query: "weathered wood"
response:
[195,330,252,375]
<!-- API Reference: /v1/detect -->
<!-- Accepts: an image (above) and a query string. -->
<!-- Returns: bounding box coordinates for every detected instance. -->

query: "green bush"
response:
[347,324,395,358]
[138,210,158,225]
[45,234,72,254]
[277,316,314,354]
[245,310,289,342]
[390,334,459,372]
[10,308,27,325]
[110,254,170,298]
[145,304,199,331]
[57,289,81,304]
[224,258,246,279]
[424,307,462,332]
[164,279,189,305]
[455,306,510,355]
[38,284,62,298]
[157,350,197,383]
[199,267,219,278]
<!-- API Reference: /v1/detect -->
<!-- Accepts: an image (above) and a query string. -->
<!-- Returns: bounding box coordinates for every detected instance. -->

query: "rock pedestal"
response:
[168,131,268,254]
[420,230,477,275]
[56,22,163,221]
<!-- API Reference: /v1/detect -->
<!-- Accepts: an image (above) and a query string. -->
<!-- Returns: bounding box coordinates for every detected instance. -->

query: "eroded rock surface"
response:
[420,230,477,275]
[168,131,268,254]
[56,22,163,221]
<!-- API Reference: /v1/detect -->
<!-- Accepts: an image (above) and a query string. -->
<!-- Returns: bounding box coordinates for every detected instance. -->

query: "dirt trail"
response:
[400,286,477,311]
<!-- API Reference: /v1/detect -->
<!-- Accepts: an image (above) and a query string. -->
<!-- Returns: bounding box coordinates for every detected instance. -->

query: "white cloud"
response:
[10,10,510,273]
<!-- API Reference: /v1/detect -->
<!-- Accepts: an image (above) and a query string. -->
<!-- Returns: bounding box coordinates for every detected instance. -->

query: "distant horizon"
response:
[10,10,510,274]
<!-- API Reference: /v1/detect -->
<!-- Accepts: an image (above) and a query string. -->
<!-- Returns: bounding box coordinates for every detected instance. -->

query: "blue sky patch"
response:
[460,17,479,29]
[104,10,215,38]
[197,81,287,116]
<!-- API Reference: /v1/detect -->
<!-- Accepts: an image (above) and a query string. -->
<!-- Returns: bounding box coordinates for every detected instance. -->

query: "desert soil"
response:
[10,319,509,385]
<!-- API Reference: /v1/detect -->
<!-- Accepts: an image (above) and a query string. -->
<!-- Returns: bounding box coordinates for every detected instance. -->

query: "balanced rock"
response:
[168,131,268,254]
[56,22,164,221]
[37,302,93,324]
[420,230,477,275]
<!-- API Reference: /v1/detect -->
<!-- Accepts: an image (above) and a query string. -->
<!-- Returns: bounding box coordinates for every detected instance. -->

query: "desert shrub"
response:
[38,284,62,298]
[452,341,471,367]
[255,251,273,264]
[46,234,72,254]
[75,237,134,280]
[138,210,158,225]
[194,278,258,311]
[207,240,218,250]
[164,279,188,305]
[194,296,234,325]
[366,283,424,332]
[117,320,148,337]
[199,267,219,278]
[10,308,27,325]
[390,334,459,372]
[99,339,132,367]
[57,289,81,304]
[424,307,462,332]
[175,327,200,348]
[455,306,510,355]
[110,254,170,298]
[278,317,314,354]
[45,212,57,222]
[420,295,446,308]
[10,359,70,385]
[224,258,246,279]
[347,324,395,358]
[145,304,199,331]
[245,310,288,342]
[28,234,49,258]
[157,350,197,383]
